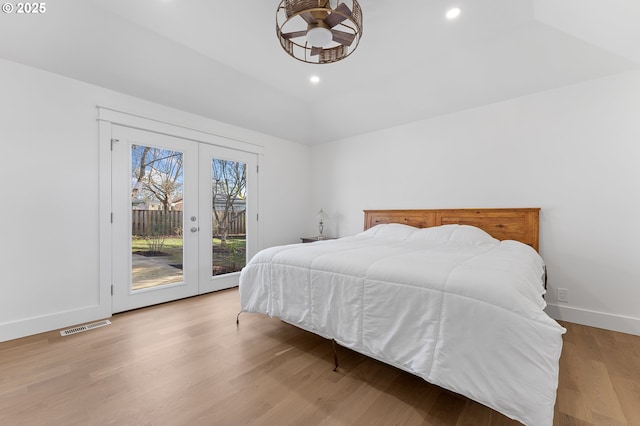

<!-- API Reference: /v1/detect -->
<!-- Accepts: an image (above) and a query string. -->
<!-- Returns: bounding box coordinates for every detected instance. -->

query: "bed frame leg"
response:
[236,311,242,325]
[332,339,339,371]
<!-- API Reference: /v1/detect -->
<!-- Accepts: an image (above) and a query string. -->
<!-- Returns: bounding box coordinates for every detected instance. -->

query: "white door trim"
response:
[97,106,265,155]
[98,119,113,317]
[99,108,262,314]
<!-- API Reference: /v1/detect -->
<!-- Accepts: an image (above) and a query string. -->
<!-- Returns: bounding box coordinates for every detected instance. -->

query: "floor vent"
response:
[60,320,111,336]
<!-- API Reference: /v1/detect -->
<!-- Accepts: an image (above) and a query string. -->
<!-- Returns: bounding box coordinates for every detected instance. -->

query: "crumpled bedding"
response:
[239,224,565,425]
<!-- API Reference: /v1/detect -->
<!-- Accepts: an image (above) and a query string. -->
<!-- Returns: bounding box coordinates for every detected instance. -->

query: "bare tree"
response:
[130,148,245,249]
[212,159,246,247]
[131,145,184,211]
[131,146,150,201]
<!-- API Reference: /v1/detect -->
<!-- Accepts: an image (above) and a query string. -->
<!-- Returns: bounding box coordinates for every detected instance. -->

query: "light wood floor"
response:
[1,289,639,425]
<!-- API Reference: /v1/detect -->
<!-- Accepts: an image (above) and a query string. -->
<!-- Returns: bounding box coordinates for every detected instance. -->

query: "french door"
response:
[198,144,258,293]
[111,125,257,313]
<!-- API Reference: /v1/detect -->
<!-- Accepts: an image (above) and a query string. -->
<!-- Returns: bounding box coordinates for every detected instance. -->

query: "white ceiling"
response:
[0,0,638,144]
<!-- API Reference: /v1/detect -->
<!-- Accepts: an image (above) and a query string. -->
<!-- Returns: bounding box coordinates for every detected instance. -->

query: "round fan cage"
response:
[276,0,363,64]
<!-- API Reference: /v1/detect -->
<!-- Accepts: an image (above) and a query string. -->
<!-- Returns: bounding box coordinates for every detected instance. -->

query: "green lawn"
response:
[132,236,247,272]
[132,236,184,263]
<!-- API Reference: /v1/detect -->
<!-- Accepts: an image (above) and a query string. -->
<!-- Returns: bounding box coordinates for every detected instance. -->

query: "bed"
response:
[239,208,565,425]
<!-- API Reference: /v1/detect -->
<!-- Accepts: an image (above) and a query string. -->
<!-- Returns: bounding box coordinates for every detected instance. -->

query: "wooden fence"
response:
[214,210,246,236]
[131,210,246,237]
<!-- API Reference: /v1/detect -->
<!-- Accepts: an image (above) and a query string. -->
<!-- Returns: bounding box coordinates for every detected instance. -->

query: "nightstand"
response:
[301,236,336,243]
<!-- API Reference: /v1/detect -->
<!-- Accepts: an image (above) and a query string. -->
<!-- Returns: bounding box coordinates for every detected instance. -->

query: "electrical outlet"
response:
[556,288,569,303]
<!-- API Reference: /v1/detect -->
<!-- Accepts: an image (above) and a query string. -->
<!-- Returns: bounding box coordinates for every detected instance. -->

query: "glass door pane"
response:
[211,158,247,277]
[131,145,184,290]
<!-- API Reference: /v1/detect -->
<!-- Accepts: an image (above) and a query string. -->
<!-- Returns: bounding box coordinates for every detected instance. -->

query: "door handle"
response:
[190,227,199,233]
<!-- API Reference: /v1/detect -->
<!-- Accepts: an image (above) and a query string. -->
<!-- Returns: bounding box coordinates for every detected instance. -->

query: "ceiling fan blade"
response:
[282,30,308,39]
[331,29,356,46]
[300,11,317,24]
[310,46,322,56]
[324,3,352,28]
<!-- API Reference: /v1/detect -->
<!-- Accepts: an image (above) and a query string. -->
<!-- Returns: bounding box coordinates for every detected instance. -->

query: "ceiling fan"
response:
[276,0,363,64]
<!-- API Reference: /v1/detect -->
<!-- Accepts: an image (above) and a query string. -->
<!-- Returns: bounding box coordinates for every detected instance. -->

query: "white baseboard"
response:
[4,302,637,341]
[0,305,111,342]
[545,303,640,336]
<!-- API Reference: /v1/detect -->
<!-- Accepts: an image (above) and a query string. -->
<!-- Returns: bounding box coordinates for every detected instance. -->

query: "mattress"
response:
[239,224,566,425]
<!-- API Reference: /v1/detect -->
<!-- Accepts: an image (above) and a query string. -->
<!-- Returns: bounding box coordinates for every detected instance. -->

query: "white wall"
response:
[0,58,311,342]
[3,53,638,340]
[311,69,640,336]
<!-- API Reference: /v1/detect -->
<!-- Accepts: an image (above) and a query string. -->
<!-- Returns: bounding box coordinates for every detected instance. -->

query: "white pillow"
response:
[449,225,499,245]
[408,224,498,245]
[358,223,418,240]
[408,224,456,242]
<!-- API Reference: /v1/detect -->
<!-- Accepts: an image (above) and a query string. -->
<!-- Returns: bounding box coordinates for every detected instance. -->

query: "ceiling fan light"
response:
[307,27,333,47]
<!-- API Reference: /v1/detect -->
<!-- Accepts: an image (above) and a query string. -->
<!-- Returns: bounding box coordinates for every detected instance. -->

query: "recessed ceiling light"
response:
[310,75,321,84]
[446,7,461,20]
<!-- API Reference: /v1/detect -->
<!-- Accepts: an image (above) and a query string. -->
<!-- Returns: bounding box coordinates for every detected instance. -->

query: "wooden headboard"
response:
[364,208,540,251]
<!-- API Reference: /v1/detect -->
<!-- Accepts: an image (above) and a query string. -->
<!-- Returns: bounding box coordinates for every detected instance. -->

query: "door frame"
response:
[98,107,263,314]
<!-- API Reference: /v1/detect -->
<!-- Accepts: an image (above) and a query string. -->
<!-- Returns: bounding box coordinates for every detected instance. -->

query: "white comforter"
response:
[239,224,566,425]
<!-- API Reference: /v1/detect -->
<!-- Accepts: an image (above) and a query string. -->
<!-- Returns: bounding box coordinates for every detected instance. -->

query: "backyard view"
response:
[130,144,247,290]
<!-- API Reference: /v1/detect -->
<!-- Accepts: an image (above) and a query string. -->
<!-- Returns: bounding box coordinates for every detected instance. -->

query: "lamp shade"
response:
[316,209,328,221]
